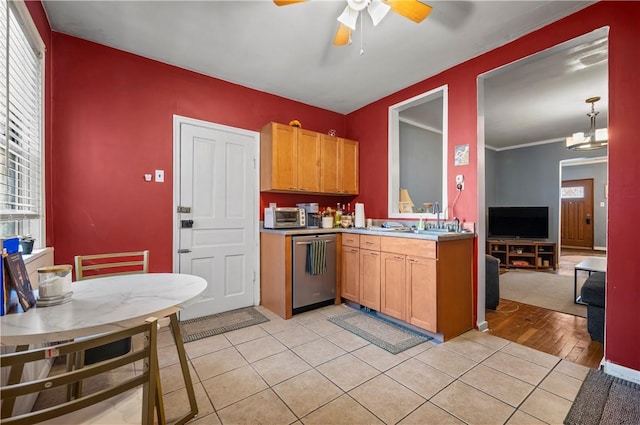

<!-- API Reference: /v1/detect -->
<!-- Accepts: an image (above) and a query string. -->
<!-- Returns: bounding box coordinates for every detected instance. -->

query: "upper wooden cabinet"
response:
[260,122,358,195]
[320,135,359,195]
[260,122,320,192]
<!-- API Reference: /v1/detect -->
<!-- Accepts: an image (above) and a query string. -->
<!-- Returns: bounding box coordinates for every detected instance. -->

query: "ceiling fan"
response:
[274,0,432,46]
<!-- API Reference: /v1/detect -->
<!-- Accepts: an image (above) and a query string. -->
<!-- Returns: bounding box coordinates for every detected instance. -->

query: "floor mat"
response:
[328,310,432,354]
[179,306,269,343]
[564,369,640,425]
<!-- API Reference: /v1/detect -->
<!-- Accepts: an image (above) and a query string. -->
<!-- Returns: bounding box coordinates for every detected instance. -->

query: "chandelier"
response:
[566,96,608,151]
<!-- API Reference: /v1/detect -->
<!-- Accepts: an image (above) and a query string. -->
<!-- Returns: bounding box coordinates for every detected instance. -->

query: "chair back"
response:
[75,250,149,280]
[0,318,160,425]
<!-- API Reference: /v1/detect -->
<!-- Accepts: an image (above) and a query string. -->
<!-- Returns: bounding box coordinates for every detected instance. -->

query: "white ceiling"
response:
[42,0,607,149]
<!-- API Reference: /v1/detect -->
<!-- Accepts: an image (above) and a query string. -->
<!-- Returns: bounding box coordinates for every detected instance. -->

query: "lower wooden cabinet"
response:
[406,255,437,332]
[339,234,473,341]
[380,252,407,321]
[341,246,360,302]
[359,249,380,310]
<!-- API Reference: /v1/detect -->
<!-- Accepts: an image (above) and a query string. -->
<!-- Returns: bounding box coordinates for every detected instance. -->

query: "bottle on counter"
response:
[335,203,342,227]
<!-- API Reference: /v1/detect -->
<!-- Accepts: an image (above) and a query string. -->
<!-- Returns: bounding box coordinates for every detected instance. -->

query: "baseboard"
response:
[593,246,607,251]
[604,360,640,385]
[477,320,489,332]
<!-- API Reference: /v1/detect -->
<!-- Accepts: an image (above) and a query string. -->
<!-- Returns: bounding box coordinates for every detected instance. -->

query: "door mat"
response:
[179,306,269,343]
[564,369,640,425]
[328,310,432,354]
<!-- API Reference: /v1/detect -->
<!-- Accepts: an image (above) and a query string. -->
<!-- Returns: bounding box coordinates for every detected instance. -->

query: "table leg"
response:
[168,313,198,425]
[574,268,587,305]
[574,268,579,304]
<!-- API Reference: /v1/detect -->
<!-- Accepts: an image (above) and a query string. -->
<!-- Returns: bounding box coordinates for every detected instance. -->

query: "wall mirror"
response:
[388,85,448,219]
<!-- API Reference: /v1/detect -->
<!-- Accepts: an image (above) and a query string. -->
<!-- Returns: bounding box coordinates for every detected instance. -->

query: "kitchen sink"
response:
[413,228,457,234]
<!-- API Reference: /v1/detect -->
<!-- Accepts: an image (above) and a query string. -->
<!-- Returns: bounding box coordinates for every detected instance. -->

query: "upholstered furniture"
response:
[486,255,500,310]
[580,271,605,343]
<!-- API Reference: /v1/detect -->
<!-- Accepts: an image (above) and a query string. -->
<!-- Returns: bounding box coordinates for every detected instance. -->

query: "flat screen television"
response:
[487,206,549,239]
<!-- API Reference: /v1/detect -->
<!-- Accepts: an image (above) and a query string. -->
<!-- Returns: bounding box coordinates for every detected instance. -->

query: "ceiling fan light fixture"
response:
[368,0,391,26]
[337,5,359,31]
[566,96,608,151]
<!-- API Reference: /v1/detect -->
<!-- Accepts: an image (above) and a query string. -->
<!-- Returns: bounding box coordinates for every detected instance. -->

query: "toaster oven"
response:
[264,207,306,229]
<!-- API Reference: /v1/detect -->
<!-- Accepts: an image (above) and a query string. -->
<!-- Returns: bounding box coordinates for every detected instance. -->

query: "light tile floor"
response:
[160,304,590,425]
[35,303,591,424]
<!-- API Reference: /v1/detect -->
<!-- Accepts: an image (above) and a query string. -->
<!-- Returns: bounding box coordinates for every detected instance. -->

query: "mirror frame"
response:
[388,84,448,219]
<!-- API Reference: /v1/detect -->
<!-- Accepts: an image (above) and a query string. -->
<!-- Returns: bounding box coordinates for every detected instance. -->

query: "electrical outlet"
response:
[456,174,464,191]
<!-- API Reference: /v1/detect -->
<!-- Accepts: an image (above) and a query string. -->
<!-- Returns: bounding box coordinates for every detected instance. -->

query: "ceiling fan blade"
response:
[273,0,307,6]
[384,0,432,23]
[333,24,352,46]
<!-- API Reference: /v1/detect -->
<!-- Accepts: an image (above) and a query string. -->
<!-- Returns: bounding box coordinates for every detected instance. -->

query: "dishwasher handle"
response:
[295,240,336,246]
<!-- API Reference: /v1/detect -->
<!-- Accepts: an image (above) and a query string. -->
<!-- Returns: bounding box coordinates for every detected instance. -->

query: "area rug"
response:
[499,270,587,317]
[179,306,269,343]
[328,310,431,354]
[564,369,640,425]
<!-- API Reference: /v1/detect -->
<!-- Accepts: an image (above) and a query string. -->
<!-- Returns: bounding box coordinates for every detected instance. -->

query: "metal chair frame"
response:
[0,318,164,425]
[74,250,149,281]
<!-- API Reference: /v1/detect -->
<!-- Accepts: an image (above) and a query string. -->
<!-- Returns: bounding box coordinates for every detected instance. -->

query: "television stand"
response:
[487,240,556,271]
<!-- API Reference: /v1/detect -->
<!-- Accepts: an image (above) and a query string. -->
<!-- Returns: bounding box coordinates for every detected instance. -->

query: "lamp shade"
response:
[566,97,608,151]
[337,5,359,30]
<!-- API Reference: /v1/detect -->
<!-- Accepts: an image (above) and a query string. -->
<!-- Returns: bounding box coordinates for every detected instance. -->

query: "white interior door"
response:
[174,116,258,320]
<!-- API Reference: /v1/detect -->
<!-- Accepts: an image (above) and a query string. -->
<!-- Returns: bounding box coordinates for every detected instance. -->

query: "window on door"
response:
[0,1,45,247]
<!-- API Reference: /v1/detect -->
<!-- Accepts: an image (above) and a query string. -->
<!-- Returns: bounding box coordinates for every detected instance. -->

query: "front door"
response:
[561,178,594,249]
[174,116,258,320]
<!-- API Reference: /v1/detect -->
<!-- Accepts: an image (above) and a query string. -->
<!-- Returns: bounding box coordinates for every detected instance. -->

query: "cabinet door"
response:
[339,138,359,195]
[270,123,297,191]
[297,129,321,192]
[380,252,406,320]
[341,247,360,302]
[359,249,380,310]
[320,134,339,193]
[406,255,437,332]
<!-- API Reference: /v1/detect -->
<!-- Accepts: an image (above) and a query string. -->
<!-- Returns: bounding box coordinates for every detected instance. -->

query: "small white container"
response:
[37,265,73,299]
[322,216,334,229]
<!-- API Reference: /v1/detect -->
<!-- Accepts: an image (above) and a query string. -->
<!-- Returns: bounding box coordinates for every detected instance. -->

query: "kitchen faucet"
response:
[433,202,441,229]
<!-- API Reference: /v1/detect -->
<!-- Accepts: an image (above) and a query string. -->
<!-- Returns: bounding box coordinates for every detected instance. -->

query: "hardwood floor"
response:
[486,248,606,369]
[486,300,603,368]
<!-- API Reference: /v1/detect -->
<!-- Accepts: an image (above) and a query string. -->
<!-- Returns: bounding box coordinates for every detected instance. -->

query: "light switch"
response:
[155,169,164,183]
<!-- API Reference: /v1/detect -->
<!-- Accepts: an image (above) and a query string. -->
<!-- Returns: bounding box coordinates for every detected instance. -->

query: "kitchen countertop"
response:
[260,225,475,241]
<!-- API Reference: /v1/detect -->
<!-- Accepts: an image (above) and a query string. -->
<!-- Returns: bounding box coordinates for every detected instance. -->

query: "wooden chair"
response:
[70,251,150,395]
[0,318,163,425]
[75,250,149,281]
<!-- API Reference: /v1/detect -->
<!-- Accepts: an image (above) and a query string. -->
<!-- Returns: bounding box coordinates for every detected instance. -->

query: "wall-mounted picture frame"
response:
[455,144,469,166]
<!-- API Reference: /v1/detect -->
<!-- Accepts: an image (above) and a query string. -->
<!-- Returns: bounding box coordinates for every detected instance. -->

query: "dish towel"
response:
[306,239,327,275]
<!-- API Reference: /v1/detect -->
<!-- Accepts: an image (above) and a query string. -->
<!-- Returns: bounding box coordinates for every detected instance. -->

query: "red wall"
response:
[48,34,347,272]
[28,1,639,372]
[348,2,640,372]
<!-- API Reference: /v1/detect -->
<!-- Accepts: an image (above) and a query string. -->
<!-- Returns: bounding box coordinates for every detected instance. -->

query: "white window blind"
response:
[0,1,43,235]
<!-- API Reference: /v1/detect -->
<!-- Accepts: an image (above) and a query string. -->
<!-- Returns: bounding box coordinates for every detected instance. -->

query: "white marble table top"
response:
[0,273,207,346]
[575,257,607,273]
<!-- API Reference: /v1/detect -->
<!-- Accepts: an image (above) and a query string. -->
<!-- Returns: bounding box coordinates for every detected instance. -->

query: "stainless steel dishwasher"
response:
[292,234,337,314]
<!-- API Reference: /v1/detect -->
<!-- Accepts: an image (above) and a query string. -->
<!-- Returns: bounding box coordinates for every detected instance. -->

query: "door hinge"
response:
[177,206,191,213]
[177,249,192,254]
